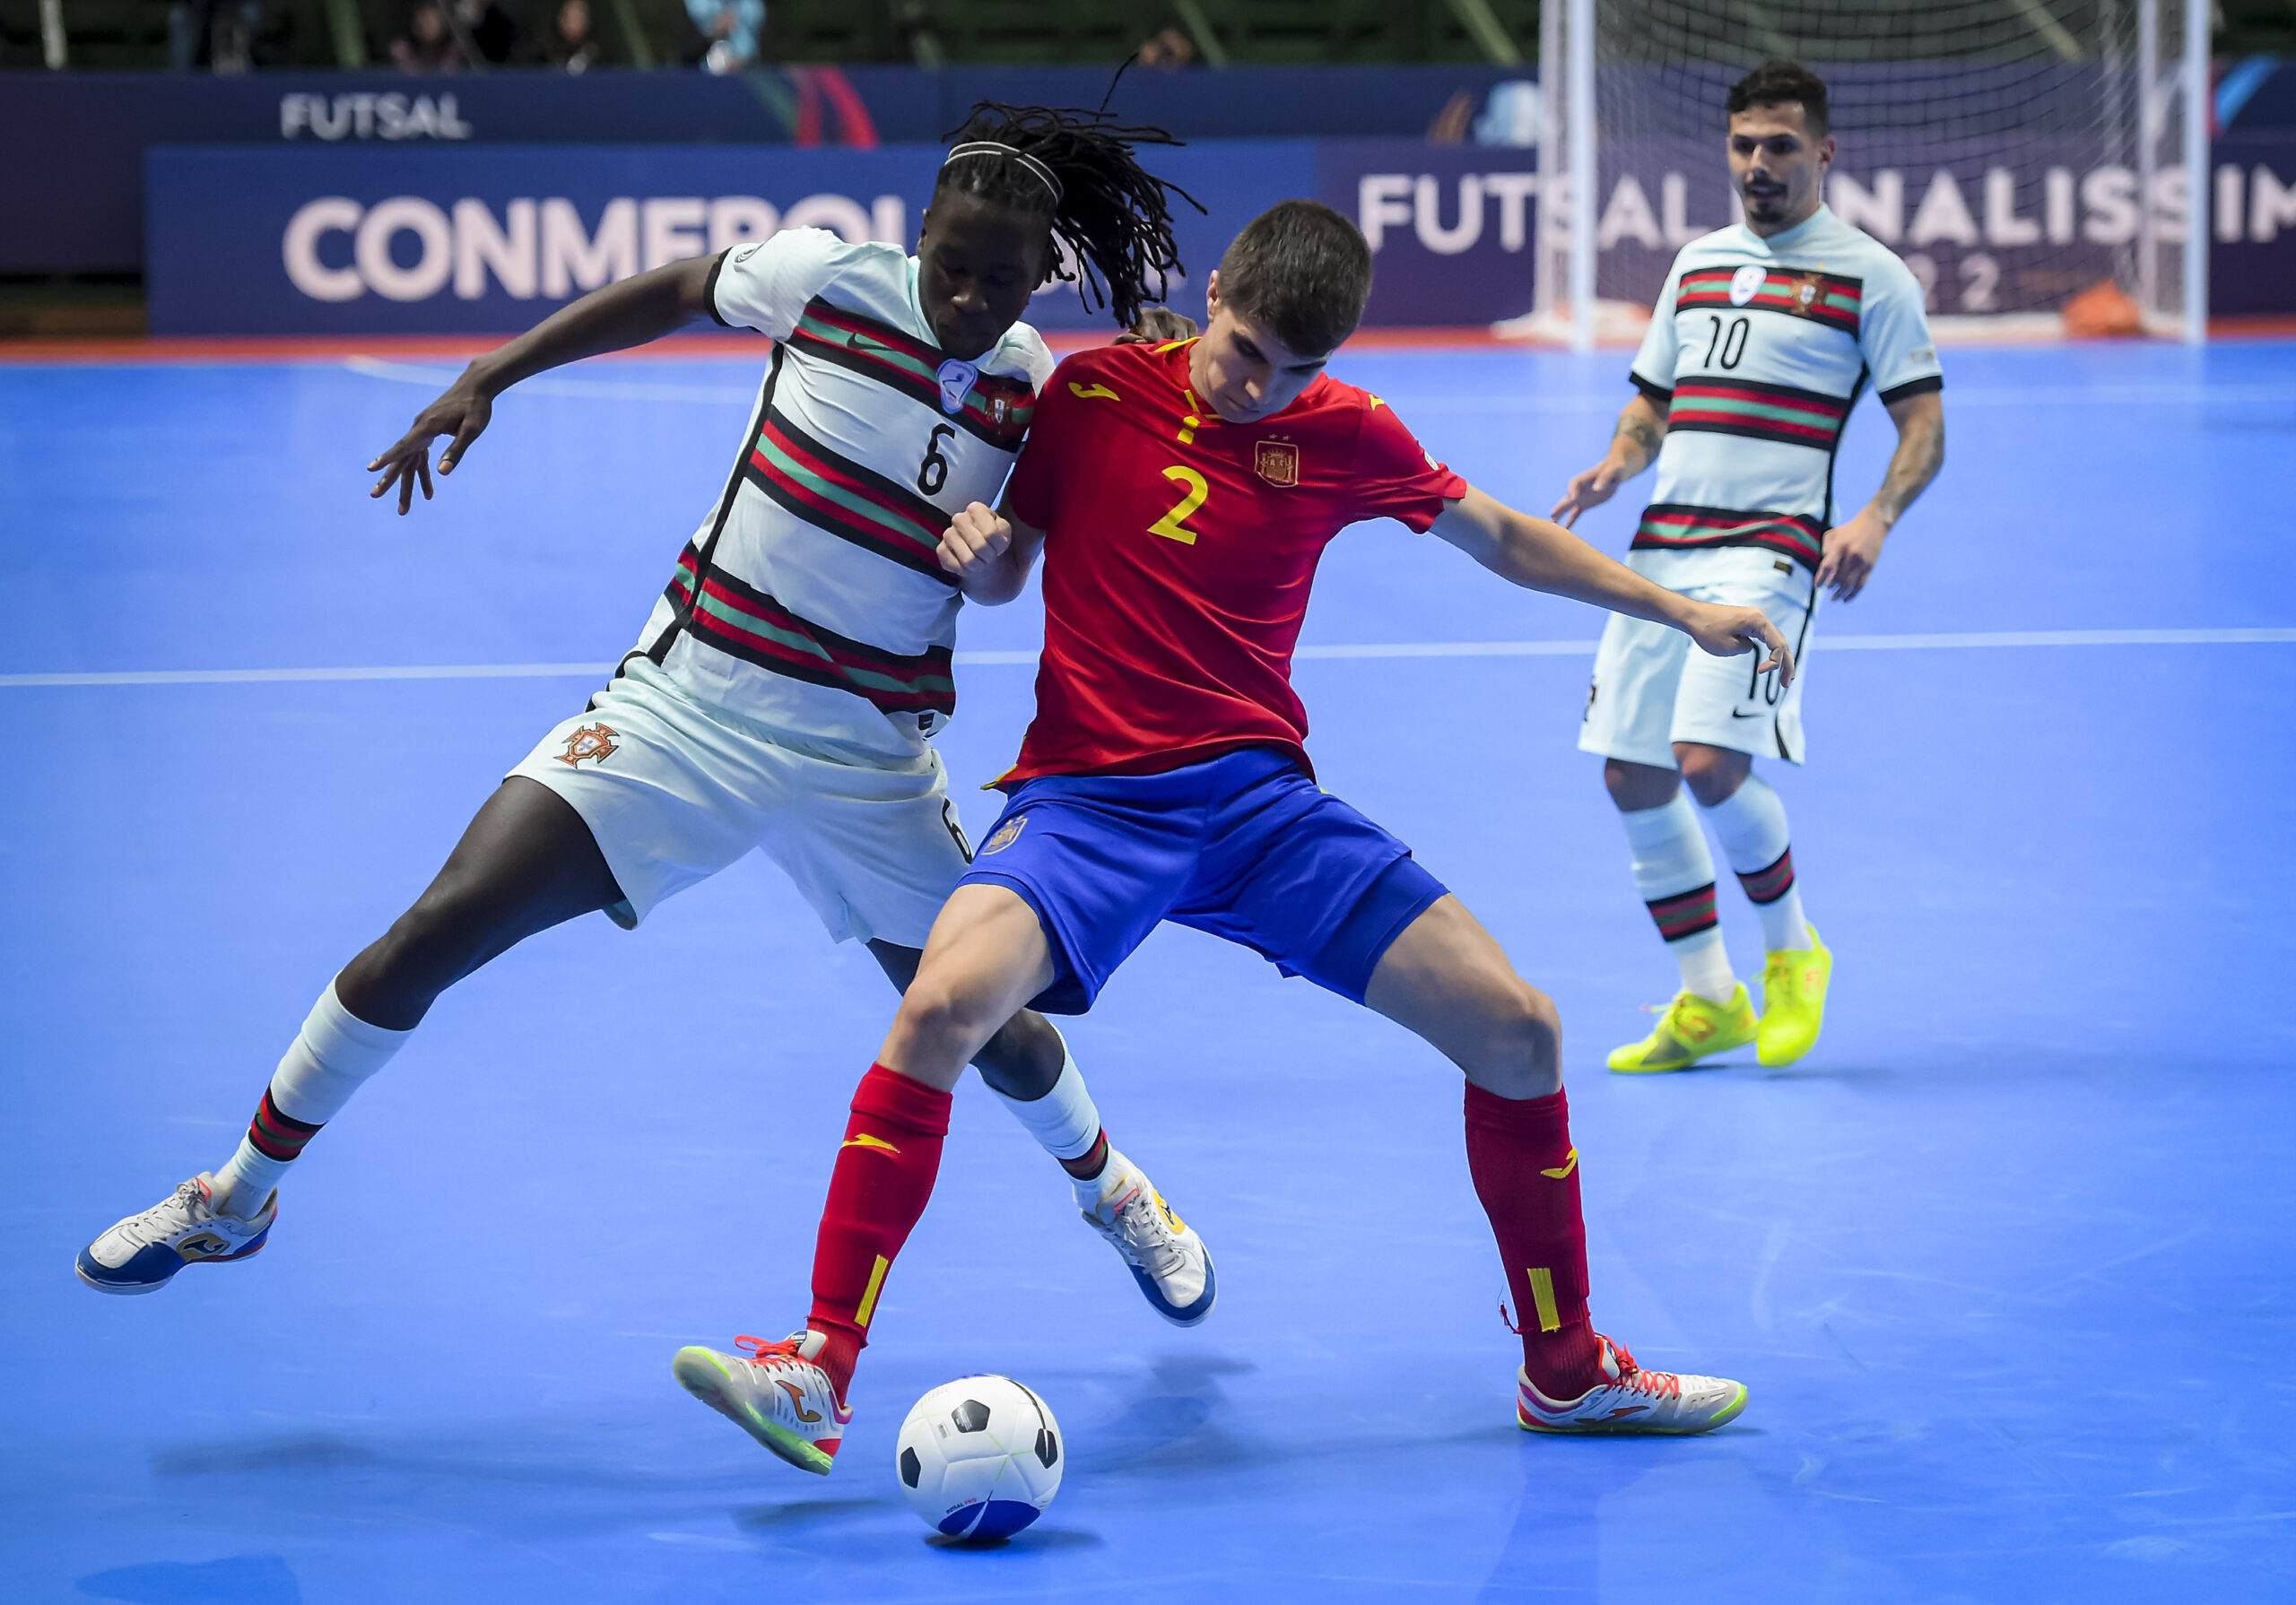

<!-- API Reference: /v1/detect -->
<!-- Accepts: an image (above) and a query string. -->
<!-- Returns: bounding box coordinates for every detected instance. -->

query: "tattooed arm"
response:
[1817,389,1944,603]
[1551,390,1670,528]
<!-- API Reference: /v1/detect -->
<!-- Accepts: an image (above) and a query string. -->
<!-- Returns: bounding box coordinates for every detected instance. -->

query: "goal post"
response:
[1533,0,2212,346]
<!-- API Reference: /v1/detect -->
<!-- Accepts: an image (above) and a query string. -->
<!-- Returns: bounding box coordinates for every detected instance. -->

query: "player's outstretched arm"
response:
[1550,391,1668,528]
[1816,389,1944,603]
[1431,484,1795,683]
[365,253,721,516]
[935,502,1046,606]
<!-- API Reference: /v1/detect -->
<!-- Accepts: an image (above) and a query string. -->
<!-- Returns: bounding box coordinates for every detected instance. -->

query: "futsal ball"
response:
[894,1375,1063,1540]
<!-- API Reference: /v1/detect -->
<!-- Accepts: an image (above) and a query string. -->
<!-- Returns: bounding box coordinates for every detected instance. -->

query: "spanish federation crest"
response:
[936,358,978,416]
[553,724,619,768]
[981,814,1028,855]
[1255,439,1300,488]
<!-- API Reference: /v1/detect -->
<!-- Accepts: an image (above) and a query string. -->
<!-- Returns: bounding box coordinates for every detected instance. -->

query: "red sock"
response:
[1464,1083,1605,1399]
[805,1064,951,1401]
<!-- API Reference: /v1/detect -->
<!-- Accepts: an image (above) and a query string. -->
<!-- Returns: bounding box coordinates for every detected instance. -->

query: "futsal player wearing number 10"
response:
[1554,60,1947,1073]
[677,200,1794,1472]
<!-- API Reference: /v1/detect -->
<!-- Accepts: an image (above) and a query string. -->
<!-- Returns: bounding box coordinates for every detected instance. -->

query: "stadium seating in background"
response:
[0,0,1545,71]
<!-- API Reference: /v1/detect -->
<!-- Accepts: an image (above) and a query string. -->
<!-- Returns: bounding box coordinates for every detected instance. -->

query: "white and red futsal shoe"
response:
[673,1331,852,1475]
[75,1174,276,1295]
[1517,1334,1748,1435]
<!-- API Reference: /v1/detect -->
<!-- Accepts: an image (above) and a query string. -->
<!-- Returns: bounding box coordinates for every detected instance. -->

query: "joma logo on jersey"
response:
[1255,440,1300,488]
[981,815,1028,855]
[553,724,619,767]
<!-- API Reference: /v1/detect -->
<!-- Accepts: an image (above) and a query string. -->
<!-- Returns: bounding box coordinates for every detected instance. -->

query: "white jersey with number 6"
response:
[626,228,1054,761]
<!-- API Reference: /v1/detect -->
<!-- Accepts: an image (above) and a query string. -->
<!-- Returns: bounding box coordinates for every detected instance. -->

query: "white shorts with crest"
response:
[1576,547,1821,768]
[508,657,971,946]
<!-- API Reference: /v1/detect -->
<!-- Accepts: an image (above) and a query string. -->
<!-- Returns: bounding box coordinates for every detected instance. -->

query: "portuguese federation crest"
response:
[553,724,619,768]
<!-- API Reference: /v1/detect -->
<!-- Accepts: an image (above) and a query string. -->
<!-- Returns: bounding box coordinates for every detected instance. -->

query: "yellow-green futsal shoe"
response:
[1757,924,1832,1066]
[1606,985,1758,1073]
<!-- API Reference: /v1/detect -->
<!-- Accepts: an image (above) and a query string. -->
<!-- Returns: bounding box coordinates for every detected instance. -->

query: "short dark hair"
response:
[1214,199,1372,358]
[1727,59,1831,137]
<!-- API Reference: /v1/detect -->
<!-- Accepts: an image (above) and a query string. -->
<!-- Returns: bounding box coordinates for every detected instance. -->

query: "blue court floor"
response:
[4,338,2292,1603]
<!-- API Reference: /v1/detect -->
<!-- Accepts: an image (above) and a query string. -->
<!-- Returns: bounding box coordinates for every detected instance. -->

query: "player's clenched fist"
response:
[937,501,1012,582]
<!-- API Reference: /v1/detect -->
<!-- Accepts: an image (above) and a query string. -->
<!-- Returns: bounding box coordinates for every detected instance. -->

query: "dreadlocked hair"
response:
[935,101,1203,328]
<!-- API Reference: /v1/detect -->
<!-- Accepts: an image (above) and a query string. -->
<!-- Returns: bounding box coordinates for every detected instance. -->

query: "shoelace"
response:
[732,1334,808,1369]
[1106,1187,1187,1279]
[113,1179,212,1251]
[1596,1336,1681,1401]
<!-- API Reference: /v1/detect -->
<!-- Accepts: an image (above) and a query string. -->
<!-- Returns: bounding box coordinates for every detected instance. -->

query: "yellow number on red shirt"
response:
[1148,465,1210,545]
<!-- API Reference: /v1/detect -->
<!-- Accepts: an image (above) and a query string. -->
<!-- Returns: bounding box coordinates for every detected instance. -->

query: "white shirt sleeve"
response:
[1860,254,1944,402]
[707,228,861,342]
[1011,326,1056,392]
[1628,256,1688,398]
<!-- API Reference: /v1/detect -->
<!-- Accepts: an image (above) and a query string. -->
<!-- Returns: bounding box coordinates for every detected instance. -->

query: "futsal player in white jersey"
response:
[1553,61,1947,1072]
[78,107,1223,1354]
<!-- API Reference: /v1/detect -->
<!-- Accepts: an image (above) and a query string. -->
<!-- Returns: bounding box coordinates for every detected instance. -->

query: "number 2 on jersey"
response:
[1149,465,1210,545]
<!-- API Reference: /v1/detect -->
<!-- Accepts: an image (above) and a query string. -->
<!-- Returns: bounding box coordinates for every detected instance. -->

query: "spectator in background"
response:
[686,0,764,72]
[1136,24,1196,70]
[392,1,469,70]
[542,0,602,71]
[392,0,517,71]
[457,0,519,63]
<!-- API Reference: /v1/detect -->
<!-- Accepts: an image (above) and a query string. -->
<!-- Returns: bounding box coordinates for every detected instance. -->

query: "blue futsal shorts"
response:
[959,746,1450,1015]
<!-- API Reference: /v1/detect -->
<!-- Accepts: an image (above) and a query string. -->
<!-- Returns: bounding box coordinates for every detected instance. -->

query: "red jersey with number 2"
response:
[1000,339,1465,785]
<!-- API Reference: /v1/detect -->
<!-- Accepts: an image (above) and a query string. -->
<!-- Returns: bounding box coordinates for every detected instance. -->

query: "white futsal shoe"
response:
[673,1331,852,1477]
[1517,1334,1748,1435]
[76,1173,276,1295]
[1080,1149,1216,1325]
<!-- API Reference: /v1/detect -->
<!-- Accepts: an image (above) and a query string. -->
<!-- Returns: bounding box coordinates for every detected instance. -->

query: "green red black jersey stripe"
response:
[1633,503,1827,569]
[664,551,956,716]
[1678,267,1863,335]
[787,298,1035,450]
[744,403,958,586]
[1668,376,1852,450]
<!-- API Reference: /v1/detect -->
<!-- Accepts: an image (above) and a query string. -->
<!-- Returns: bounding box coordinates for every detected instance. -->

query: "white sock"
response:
[1701,773,1812,954]
[1620,792,1737,1002]
[990,1035,1109,1204]
[213,978,412,1217]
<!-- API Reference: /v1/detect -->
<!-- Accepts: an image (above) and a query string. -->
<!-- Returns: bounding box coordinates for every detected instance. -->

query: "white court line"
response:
[339,360,2296,414]
[4,629,2290,688]
[1391,384,2296,414]
[344,356,755,404]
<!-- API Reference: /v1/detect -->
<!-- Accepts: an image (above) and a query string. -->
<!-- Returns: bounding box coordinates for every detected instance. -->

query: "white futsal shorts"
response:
[1577,546,1821,768]
[508,658,971,947]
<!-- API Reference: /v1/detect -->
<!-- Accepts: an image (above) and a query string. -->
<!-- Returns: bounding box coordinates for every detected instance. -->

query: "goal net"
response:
[1529,0,2209,343]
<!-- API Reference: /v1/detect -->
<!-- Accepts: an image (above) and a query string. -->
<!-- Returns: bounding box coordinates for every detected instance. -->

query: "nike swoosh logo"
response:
[1731,709,1762,719]
[1540,1149,1579,1180]
[1068,382,1120,401]
[840,1133,901,1156]
[777,1381,822,1423]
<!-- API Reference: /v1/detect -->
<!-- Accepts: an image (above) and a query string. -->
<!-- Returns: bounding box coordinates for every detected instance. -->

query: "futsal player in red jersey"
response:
[678,201,1795,1472]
